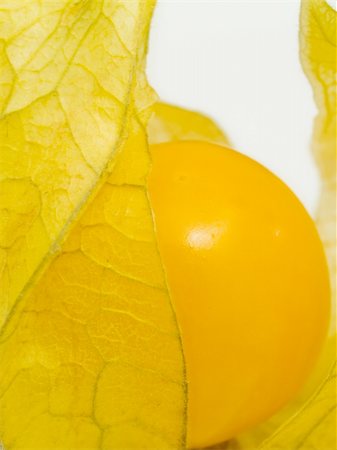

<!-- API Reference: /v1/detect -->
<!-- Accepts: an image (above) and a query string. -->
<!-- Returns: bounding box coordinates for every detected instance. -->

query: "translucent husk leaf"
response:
[0,1,186,448]
[148,102,231,146]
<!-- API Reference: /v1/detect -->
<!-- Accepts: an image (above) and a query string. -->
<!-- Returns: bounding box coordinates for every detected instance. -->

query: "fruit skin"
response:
[147,141,330,449]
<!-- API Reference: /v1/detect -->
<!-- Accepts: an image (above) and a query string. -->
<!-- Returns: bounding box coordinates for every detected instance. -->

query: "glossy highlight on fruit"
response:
[147,141,330,449]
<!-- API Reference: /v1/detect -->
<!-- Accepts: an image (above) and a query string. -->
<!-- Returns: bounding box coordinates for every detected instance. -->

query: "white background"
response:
[147,0,319,215]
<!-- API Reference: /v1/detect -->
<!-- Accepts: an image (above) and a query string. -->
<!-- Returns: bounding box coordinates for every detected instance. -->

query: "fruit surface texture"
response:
[148,141,330,448]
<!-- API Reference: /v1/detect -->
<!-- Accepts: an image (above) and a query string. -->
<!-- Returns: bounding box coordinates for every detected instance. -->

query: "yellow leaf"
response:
[148,102,231,146]
[258,363,336,450]
[0,0,151,326]
[0,1,186,449]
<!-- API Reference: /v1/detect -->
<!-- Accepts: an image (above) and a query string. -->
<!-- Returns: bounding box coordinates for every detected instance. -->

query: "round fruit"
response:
[147,141,330,449]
